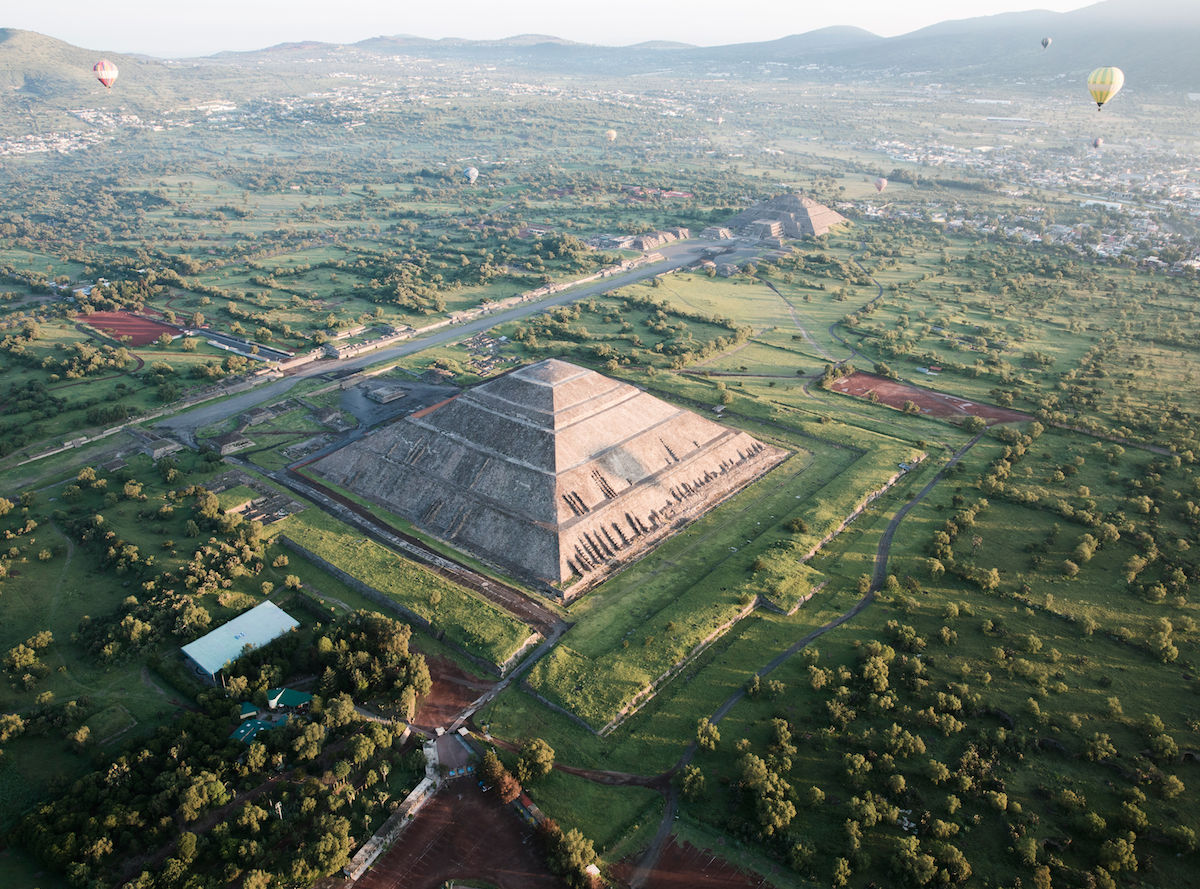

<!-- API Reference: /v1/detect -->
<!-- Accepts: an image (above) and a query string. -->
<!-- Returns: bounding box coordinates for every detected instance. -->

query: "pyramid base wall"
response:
[555,441,789,600]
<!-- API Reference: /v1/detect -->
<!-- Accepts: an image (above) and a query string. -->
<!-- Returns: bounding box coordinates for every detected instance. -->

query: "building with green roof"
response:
[266,687,313,710]
[229,719,274,745]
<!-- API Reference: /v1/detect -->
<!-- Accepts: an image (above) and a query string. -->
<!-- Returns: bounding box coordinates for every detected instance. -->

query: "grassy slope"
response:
[275,508,532,666]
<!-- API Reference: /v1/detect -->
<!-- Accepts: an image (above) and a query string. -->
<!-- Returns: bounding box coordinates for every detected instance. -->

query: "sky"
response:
[9,0,1098,57]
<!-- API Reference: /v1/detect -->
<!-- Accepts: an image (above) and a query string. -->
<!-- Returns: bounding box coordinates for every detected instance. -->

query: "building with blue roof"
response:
[181,600,300,681]
[230,718,274,745]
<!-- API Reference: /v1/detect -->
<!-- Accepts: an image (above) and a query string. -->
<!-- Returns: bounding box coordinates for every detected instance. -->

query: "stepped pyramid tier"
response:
[311,359,787,596]
[726,193,848,239]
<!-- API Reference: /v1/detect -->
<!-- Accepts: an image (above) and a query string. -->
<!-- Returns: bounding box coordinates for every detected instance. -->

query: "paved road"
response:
[155,240,744,444]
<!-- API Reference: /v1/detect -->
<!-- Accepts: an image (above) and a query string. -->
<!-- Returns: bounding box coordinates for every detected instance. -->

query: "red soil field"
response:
[411,654,496,731]
[830,371,1029,425]
[79,311,179,346]
[613,838,777,889]
[355,782,563,889]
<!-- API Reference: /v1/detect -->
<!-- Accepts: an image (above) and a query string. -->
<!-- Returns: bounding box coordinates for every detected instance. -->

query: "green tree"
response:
[696,717,720,751]
[516,738,555,784]
[679,765,706,800]
[832,857,852,887]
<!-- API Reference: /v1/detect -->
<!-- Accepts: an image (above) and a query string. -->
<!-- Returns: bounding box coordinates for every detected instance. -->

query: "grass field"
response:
[273,508,534,668]
[525,406,920,729]
[3,77,1199,888]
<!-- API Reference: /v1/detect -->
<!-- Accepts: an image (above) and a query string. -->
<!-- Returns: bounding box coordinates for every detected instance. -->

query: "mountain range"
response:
[0,0,1196,125]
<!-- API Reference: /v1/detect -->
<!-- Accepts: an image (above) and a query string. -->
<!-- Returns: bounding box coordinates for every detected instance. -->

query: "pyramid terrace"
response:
[311,359,787,597]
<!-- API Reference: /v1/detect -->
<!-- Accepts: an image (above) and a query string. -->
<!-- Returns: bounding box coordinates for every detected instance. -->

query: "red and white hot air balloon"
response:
[874,177,888,193]
[93,59,119,89]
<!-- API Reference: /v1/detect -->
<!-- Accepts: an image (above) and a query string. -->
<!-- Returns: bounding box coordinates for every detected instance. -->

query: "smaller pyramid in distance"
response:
[311,359,787,595]
[727,193,848,238]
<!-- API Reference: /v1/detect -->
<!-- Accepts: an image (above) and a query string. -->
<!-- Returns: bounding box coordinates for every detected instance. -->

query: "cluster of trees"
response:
[3,630,54,690]
[20,607,434,889]
[478,742,599,886]
[688,612,1195,888]
[511,294,750,372]
[819,361,857,388]
[0,690,97,754]
[1,329,134,381]
[310,613,432,717]
[962,425,1198,664]
[67,482,269,664]
[19,695,412,888]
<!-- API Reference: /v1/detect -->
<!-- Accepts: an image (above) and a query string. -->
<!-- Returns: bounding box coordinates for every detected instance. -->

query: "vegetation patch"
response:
[276,508,533,667]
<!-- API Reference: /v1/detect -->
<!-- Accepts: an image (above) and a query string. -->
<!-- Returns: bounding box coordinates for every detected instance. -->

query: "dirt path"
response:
[486,735,671,790]
[628,433,983,887]
[823,251,884,367]
[756,276,834,361]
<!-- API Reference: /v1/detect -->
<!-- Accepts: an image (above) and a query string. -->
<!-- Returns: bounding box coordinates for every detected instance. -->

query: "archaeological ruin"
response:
[310,359,787,597]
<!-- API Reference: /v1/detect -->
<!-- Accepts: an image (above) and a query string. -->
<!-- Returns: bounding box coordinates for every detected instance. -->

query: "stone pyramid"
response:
[311,359,787,595]
[727,193,848,238]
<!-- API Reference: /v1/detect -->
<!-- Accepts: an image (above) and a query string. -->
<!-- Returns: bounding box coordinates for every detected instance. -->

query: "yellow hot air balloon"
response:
[1087,67,1124,110]
[605,129,617,143]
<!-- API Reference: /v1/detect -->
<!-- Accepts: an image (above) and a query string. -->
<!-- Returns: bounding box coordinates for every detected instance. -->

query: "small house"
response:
[266,687,313,710]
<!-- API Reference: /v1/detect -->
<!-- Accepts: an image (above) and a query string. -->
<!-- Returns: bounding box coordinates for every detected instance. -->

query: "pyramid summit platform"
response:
[311,359,787,597]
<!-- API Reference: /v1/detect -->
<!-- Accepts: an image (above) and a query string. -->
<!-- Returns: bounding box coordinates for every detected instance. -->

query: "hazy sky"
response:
[11,0,1098,57]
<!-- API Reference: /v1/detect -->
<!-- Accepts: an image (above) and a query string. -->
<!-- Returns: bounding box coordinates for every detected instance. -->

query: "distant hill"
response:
[0,28,163,98]
[821,0,1200,88]
[301,0,1200,89]
[694,26,883,64]
[0,28,189,133]
[0,0,1197,132]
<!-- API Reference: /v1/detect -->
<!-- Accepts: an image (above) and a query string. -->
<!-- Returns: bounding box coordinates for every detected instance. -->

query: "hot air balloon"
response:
[874,177,888,193]
[1092,137,1104,149]
[1041,37,1052,50]
[93,59,118,89]
[604,129,617,143]
[463,166,479,184]
[1087,67,1124,110]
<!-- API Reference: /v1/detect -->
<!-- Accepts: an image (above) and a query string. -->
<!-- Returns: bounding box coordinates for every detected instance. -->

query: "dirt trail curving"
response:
[628,433,984,887]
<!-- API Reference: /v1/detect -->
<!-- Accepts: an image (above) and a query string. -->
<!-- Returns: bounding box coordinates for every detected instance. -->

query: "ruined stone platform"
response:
[311,359,787,595]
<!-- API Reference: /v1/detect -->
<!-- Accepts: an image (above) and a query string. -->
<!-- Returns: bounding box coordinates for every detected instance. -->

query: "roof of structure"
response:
[311,359,786,591]
[181,601,299,677]
[266,687,314,709]
[230,718,274,745]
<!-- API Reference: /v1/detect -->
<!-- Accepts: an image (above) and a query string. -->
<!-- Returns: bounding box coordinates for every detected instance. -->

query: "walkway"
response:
[628,431,984,887]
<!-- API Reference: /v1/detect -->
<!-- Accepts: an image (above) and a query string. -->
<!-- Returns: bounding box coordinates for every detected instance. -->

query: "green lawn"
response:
[274,508,534,668]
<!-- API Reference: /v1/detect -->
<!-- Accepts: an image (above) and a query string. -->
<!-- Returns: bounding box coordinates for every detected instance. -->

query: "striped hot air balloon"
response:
[93,59,119,89]
[1087,67,1124,110]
